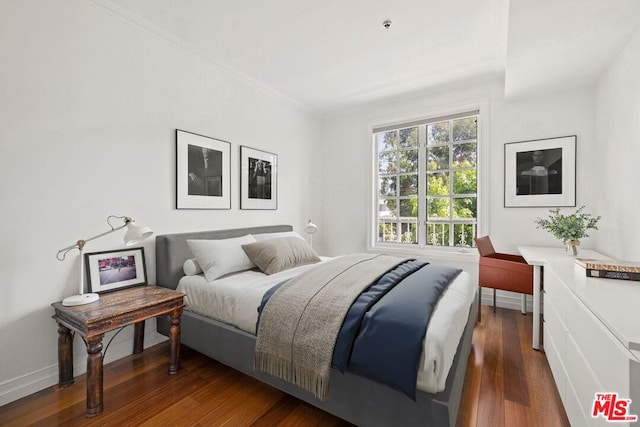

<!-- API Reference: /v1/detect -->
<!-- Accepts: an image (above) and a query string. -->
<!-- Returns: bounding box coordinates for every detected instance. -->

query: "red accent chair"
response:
[474,236,533,321]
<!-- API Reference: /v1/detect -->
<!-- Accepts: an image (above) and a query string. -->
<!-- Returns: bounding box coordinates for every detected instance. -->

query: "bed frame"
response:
[155,225,477,427]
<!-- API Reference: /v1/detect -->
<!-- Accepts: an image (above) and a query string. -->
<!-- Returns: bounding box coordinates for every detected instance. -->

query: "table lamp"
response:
[304,219,318,248]
[56,215,153,306]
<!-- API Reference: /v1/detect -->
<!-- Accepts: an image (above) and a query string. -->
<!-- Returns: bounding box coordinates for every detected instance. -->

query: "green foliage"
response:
[534,206,601,242]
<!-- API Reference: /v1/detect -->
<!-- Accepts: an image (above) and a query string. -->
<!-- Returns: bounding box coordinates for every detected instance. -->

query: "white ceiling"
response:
[105,0,640,114]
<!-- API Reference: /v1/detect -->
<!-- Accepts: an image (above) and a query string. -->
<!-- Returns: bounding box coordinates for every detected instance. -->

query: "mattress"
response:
[177,259,475,393]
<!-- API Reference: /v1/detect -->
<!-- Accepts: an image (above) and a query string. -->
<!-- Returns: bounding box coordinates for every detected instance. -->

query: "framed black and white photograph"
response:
[240,146,277,210]
[85,247,147,293]
[504,135,576,207]
[176,129,231,209]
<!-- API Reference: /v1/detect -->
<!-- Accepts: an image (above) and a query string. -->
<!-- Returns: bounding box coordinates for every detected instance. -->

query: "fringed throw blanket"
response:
[254,253,410,400]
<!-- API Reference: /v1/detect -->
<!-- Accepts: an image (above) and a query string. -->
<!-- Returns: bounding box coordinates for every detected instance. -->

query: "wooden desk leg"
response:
[57,324,74,387]
[168,308,182,375]
[85,335,104,417]
[133,321,145,354]
[532,265,542,350]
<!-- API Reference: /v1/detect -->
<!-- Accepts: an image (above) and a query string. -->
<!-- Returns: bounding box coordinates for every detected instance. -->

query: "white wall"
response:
[595,27,640,262]
[319,78,598,255]
[0,0,320,405]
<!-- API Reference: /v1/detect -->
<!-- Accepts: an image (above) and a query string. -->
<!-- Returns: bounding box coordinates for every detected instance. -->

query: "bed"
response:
[155,225,478,427]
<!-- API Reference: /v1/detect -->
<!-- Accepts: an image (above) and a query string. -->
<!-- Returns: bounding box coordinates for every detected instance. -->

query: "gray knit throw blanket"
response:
[254,253,410,400]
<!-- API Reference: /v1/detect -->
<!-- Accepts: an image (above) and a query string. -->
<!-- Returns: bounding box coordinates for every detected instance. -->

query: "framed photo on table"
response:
[504,135,576,207]
[240,146,278,210]
[176,129,231,209]
[85,247,147,293]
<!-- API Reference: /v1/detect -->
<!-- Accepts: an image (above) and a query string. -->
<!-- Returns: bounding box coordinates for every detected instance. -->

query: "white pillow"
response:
[252,231,305,242]
[183,258,203,276]
[187,234,258,282]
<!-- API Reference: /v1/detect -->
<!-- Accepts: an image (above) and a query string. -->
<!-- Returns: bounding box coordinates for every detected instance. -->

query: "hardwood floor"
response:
[0,306,569,426]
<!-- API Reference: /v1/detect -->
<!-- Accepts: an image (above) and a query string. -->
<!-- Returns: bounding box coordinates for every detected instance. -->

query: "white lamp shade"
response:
[124,222,153,246]
[304,220,318,235]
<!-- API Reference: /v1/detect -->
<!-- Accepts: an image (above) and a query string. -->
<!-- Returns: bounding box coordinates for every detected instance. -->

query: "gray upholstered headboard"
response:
[155,224,293,290]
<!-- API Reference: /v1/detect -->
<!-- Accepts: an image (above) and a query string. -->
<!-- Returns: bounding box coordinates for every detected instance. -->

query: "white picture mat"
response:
[504,135,576,207]
[176,129,231,209]
[240,145,277,210]
[86,248,147,293]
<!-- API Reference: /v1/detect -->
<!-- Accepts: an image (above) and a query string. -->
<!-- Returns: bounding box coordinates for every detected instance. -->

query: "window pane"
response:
[398,149,418,173]
[427,172,449,196]
[379,199,397,219]
[379,152,397,173]
[427,197,450,219]
[452,117,477,141]
[399,127,418,148]
[454,223,475,246]
[399,175,418,196]
[399,199,417,217]
[427,146,449,171]
[427,121,449,145]
[400,222,418,244]
[427,223,450,246]
[453,197,477,218]
[453,169,477,195]
[453,142,477,167]
[378,222,397,242]
[377,131,397,152]
[379,176,397,197]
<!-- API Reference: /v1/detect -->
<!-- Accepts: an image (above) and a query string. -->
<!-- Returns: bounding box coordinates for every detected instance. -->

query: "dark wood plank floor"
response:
[0,306,569,426]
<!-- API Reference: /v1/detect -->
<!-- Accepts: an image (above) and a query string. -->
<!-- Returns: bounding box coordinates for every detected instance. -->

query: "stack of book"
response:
[575,258,640,282]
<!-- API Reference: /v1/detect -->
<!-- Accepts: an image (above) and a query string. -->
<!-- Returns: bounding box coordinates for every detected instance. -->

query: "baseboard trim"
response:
[479,288,539,312]
[0,329,167,407]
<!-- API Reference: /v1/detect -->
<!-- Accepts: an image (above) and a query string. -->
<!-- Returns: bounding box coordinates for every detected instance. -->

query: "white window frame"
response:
[368,100,489,258]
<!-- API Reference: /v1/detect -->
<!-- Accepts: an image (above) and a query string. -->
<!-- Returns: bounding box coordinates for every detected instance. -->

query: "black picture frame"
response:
[176,129,231,209]
[240,146,278,210]
[504,135,576,207]
[85,247,147,293]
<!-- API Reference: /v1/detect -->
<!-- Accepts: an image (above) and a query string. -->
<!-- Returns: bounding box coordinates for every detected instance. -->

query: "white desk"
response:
[518,246,640,426]
[517,246,614,350]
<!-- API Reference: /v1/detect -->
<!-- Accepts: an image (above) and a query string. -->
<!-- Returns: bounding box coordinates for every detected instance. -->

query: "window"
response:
[375,111,478,248]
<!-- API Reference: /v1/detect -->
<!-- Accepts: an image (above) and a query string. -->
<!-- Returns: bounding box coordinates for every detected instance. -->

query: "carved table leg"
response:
[57,324,74,386]
[85,335,104,417]
[133,320,145,354]
[168,308,182,375]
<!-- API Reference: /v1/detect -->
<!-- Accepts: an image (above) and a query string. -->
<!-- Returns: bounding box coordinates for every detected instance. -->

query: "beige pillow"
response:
[242,236,320,275]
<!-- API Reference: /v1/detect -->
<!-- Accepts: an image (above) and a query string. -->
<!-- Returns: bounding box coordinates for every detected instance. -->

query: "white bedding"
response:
[177,259,475,393]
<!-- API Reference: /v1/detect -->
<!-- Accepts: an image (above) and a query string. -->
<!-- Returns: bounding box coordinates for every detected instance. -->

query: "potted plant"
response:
[534,206,601,255]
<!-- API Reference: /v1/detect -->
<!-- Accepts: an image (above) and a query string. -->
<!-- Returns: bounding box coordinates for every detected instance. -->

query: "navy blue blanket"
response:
[257,260,462,399]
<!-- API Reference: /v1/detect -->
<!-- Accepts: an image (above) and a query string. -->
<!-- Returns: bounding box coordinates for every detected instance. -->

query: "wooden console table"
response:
[52,286,184,417]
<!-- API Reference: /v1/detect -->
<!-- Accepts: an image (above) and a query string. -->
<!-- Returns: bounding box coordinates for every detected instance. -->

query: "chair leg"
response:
[521,294,527,314]
[493,288,496,312]
[478,286,482,322]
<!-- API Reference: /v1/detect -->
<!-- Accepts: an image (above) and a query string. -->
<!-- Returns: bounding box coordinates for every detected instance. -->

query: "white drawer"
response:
[543,320,566,402]
[543,268,571,325]
[565,333,605,425]
[565,335,635,426]
[544,294,566,359]
[566,292,632,395]
[564,375,594,426]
